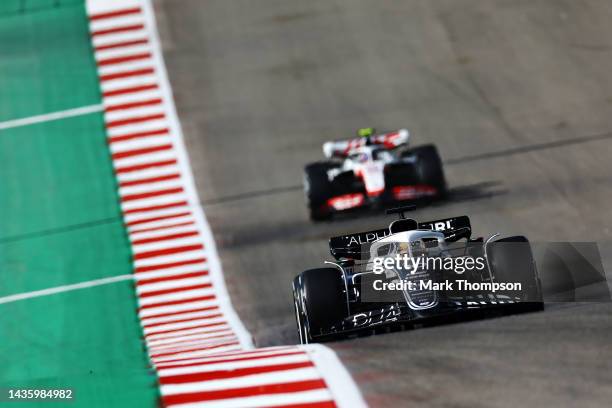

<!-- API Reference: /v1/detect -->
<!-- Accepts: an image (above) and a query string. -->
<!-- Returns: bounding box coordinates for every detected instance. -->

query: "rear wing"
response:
[323,129,410,159]
[418,215,472,242]
[329,215,472,259]
[329,228,390,260]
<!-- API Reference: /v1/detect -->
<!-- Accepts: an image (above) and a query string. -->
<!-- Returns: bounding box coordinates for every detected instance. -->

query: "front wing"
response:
[325,184,440,212]
[314,297,542,341]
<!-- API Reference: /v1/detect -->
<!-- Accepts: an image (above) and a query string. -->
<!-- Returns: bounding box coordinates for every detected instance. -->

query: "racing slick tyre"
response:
[487,236,543,307]
[304,162,336,221]
[406,144,447,196]
[293,268,346,343]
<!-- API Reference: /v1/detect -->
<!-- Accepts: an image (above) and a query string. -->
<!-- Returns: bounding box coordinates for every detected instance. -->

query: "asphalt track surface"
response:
[155,1,612,406]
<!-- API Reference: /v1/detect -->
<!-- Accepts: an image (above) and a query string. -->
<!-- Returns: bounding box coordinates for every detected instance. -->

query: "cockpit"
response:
[347,147,394,164]
[371,148,393,162]
[348,152,370,163]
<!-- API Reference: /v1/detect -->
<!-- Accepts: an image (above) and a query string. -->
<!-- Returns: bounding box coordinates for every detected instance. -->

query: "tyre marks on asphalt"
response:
[86,1,365,407]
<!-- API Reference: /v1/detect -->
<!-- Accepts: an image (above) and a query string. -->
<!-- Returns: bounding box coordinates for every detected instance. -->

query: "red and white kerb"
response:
[86,1,366,407]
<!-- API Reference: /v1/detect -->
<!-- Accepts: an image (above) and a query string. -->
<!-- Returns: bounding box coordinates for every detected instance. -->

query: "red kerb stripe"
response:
[109,127,168,143]
[139,283,212,299]
[156,350,305,370]
[121,186,184,202]
[133,255,204,270]
[159,361,314,384]
[149,331,236,349]
[140,305,218,320]
[120,173,180,187]
[123,200,188,215]
[162,379,328,405]
[133,244,203,260]
[92,24,144,37]
[138,294,217,310]
[116,159,177,174]
[100,68,154,82]
[113,143,172,160]
[129,220,194,234]
[137,270,208,286]
[147,321,225,339]
[274,402,336,408]
[89,7,141,21]
[151,342,289,365]
[144,312,221,328]
[98,52,151,67]
[104,84,158,98]
[132,230,198,245]
[150,340,239,358]
[145,326,230,345]
[106,98,162,112]
[95,38,148,51]
[107,113,165,128]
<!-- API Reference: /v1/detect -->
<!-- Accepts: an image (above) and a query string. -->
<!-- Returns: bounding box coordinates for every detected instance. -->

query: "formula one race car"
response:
[292,207,543,343]
[304,128,446,221]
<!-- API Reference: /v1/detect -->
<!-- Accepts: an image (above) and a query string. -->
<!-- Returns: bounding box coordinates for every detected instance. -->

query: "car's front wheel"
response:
[292,267,347,343]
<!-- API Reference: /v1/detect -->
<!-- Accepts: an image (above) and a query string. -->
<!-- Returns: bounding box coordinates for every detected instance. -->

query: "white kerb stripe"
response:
[90,14,146,33]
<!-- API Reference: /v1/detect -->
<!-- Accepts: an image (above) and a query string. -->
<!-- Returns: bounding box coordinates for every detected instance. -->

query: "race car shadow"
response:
[440,180,508,205]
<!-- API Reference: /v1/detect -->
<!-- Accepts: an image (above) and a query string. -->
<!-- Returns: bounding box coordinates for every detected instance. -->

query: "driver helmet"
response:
[357,127,376,138]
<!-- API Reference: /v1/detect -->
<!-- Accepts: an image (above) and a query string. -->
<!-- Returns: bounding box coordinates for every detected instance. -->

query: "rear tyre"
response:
[293,268,346,343]
[405,144,447,195]
[487,236,543,306]
[304,162,336,221]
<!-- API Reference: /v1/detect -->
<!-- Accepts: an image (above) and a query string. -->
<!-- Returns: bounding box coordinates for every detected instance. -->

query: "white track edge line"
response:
[302,344,368,407]
[0,104,104,130]
[0,274,134,305]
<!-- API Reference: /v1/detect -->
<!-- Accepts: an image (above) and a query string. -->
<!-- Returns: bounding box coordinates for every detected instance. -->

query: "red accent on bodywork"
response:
[327,193,365,210]
[366,188,384,197]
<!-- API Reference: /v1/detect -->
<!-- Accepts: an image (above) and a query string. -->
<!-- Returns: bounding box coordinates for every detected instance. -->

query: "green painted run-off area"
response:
[0,2,158,406]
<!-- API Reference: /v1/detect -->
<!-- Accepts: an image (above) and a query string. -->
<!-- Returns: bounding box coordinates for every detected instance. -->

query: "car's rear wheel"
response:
[404,144,446,195]
[304,162,336,221]
[293,267,346,343]
[487,236,543,306]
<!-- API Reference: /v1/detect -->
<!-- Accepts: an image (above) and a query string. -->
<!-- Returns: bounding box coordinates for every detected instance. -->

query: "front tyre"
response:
[293,268,346,343]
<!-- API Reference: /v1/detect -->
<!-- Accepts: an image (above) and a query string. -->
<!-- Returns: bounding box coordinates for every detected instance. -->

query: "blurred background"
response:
[155,0,612,406]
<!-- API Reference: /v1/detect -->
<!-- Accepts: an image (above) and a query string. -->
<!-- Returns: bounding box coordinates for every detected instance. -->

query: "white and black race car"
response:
[304,128,446,221]
[292,207,544,343]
